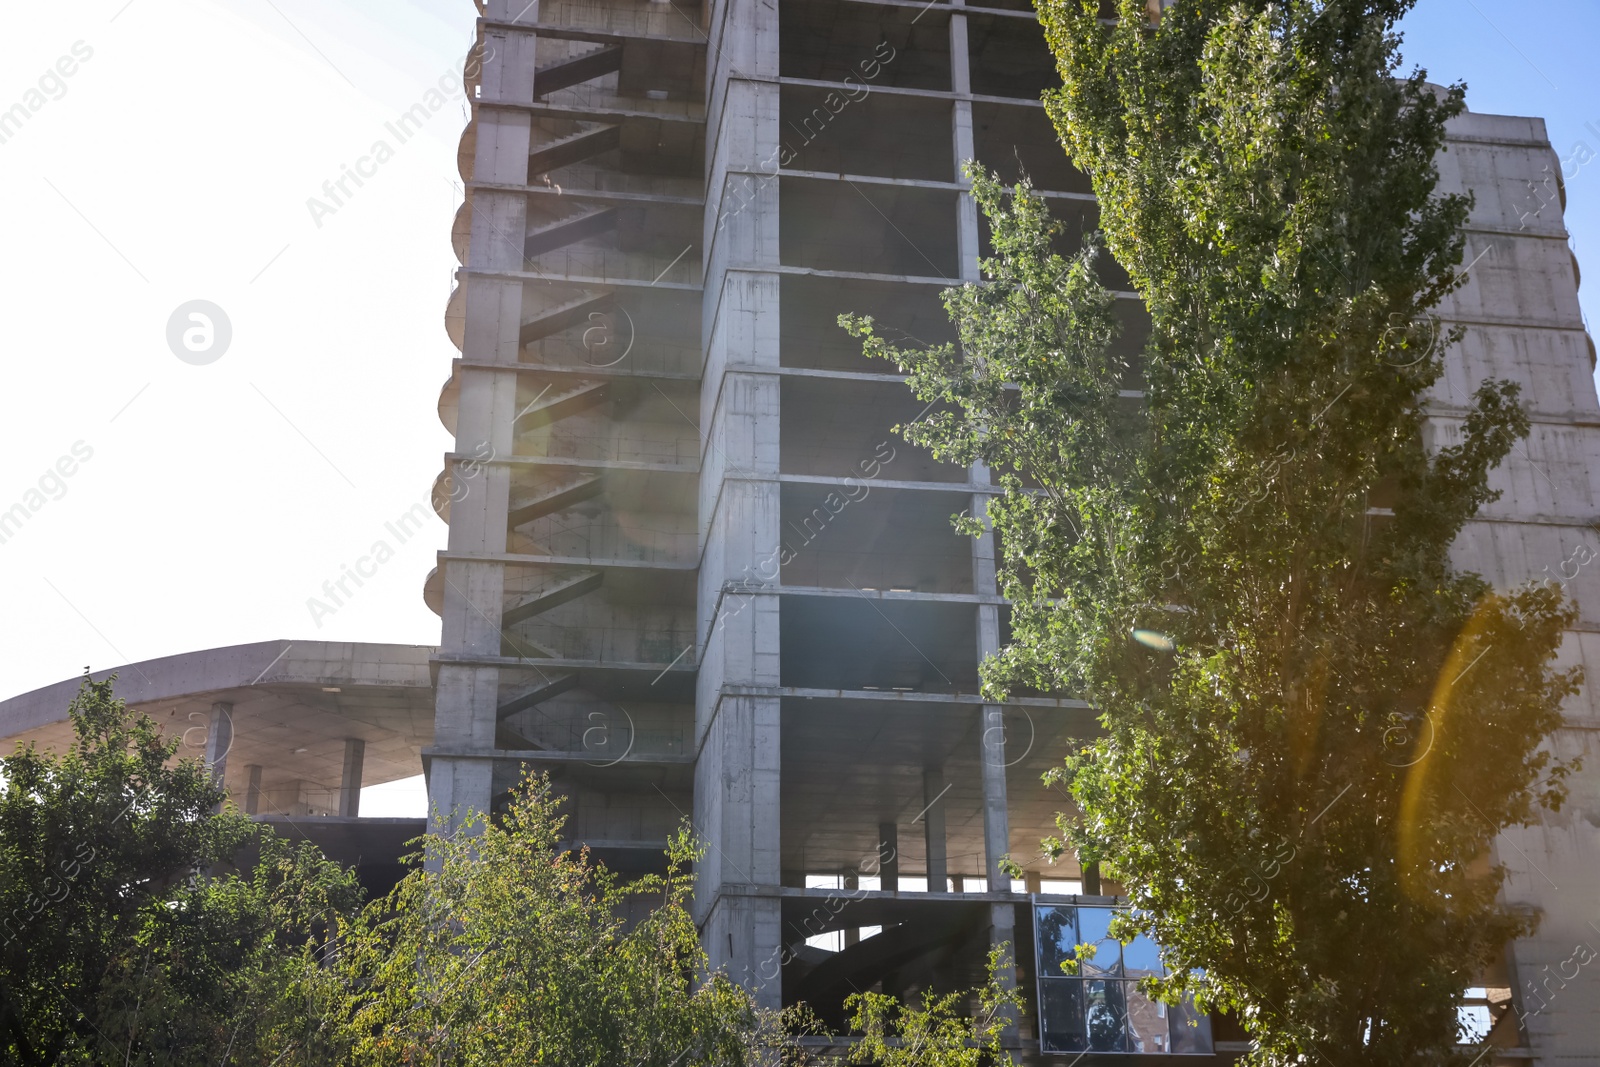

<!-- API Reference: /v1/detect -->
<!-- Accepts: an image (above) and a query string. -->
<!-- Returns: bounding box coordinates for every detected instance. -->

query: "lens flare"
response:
[1132,628,1175,652]
[1396,596,1499,895]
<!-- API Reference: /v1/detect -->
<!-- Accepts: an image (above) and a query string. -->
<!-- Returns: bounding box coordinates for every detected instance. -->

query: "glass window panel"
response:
[1085,979,1129,1052]
[1124,980,1170,1054]
[1039,979,1087,1053]
[1169,992,1214,1054]
[1035,907,1215,1056]
[1122,933,1165,979]
[1077,906,1122,977]
[1036,905,1079,977]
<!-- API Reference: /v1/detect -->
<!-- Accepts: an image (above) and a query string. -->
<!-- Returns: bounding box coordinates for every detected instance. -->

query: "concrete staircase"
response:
[503,569,605,627]
[524,204,618,259]
[518,290,617,347]
[508,475,604,531]
[528,123,622,177]
[513,380,609,432]
[533,43,624,98]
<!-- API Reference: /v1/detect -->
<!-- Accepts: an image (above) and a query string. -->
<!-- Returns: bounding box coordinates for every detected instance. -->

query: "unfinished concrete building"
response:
[434,0,1096,1046]
[430,0,1600,1058]
[3,0,1597,1060]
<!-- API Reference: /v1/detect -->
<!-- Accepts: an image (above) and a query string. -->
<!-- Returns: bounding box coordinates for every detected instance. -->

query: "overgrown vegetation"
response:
[311,772,785,1067]
[0,675,359,1066]
[4,681,1020,1066]
[844,947,1021,1067]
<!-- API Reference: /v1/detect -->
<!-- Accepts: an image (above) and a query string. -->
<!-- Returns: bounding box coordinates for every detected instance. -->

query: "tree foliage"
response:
[4,681,1016,1065]
[840,2,1580,1061]
[844,947,1022,1067]
[304,770,787,1067]
[0,675,360,1066]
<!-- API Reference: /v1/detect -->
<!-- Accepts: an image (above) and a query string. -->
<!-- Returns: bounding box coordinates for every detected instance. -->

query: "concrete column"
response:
[973,463,1018,1024]
[243,764,262,816]
[949,13,981,282]
[1082,857,1102,896]
[951,1,1021,1028]
[339,738,366,818]
[922,766,949,892]
[974,487,1012,893]
[429,13,535,841]
[843,871,859,947]
[979,701,1012,887]
[978,652,1018,1015]
[695,0,785,1007]
[971,464,998,589]
[204,702,232,789]
[878,821,900,891]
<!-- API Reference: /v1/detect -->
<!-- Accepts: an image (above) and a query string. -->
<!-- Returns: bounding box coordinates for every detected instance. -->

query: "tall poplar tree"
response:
[842,2,1579,1062]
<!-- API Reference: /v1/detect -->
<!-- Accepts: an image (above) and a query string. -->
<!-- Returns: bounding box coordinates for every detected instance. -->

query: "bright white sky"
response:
[0,0,1594,818]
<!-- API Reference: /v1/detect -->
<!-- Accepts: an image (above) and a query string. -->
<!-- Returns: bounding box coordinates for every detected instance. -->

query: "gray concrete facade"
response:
[435,0,1081,1029]
[1431,110,1600,1063]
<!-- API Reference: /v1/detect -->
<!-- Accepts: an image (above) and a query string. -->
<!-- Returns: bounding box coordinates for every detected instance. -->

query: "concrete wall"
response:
[1435,109,1600,1063]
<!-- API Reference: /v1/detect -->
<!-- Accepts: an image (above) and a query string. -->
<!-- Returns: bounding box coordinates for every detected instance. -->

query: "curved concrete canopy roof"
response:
[0,640,437,817]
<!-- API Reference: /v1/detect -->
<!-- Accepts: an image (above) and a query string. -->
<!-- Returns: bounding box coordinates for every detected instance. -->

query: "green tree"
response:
[844,948,1021,1067]
[0,675,361,1066]
[840,2,1579,1060]
[313,770,788,1067]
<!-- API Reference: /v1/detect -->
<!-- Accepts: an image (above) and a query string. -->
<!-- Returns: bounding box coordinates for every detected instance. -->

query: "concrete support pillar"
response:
[243,764,262,816]
[695,0,785,1011]
[204,702,232,791]
[1082,857,1102,896]
[339,738,366,818]
[971,470,998,588]
[429,12,535,843]
[979,701,1012,888]
[843,871,860,946]
[974,488,1010,895]
[878,821,900,891]
[978,655,1018,1022]
[693,691,781,997]
[922,766,949,893]
[949,13,981,282]
[973,475,1018,1032]
[953,2,1020,1021]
